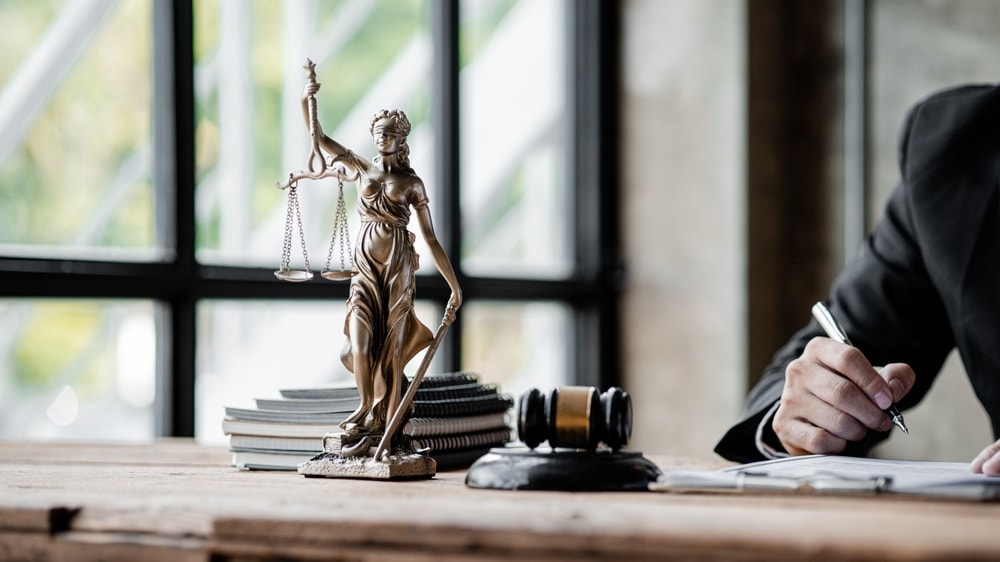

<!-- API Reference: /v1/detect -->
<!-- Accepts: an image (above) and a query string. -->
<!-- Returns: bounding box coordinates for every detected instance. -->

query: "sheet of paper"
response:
[652,455,1000,500]
[720,455,1000,499]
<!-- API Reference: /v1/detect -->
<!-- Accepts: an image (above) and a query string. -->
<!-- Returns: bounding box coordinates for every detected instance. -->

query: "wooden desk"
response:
[2,440,999,561]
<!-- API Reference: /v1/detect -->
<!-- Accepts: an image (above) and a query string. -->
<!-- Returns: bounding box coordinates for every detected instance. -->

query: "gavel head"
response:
[516,386,632,452]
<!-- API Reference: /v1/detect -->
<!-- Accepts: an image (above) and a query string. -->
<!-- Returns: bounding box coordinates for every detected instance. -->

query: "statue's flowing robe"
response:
[340,165,433,422]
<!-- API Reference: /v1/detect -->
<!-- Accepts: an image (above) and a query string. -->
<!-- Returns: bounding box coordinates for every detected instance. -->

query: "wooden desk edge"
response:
[3,440,1000,562]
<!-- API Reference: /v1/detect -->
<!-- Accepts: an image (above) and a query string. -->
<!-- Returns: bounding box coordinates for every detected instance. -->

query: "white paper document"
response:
[651,455,1000,500]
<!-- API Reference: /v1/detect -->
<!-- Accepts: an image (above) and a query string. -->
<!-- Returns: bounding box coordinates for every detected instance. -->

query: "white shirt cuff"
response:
[755,400,790,460]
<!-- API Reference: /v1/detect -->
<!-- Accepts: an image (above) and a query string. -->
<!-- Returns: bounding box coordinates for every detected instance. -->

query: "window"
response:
[0,0,619,443]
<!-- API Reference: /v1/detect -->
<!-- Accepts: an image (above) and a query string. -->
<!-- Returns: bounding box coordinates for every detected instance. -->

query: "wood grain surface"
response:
[2,440,998,561]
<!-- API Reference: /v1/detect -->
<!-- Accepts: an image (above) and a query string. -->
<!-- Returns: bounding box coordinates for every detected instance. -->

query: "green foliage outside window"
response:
[0,1,153,252]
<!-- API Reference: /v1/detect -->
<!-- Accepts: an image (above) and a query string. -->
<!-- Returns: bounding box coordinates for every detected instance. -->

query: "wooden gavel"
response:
[517,386,632,452]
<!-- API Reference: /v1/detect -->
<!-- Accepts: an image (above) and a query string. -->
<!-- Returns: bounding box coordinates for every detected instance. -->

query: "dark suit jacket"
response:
[716,84,1000,463]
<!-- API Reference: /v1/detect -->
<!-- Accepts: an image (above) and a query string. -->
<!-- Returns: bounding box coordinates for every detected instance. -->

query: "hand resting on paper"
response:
[971,441,1000,476]
[772,337,915,457]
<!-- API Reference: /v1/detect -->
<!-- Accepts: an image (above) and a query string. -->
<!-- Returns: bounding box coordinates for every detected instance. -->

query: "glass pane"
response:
[194,0,433,271]
[196,298,441,445]
[459,0,572,278]
[0,299,157,441]
[868,0,1000,217]
[0,1,157,260]
[461,301,570,403]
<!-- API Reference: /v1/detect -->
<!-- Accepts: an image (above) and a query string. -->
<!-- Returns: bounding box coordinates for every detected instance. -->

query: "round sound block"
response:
[464,446,660,491]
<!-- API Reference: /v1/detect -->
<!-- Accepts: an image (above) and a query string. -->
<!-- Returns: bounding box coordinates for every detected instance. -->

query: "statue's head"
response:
[370,109,412,166]
[370,109,410,139]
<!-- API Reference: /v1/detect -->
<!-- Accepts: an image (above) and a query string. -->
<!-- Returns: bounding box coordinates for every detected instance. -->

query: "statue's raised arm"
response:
[299,60,366,181]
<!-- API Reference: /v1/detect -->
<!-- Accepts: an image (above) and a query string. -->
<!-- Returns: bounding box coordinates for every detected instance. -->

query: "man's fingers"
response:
[810,374,894,432]
[773,410,849,455]
[773,398,854,455]
[792,339,894,432]
[806,338,900,421]
[971,441,1000,475]
[876,363,916,402]
[818,340,893,407]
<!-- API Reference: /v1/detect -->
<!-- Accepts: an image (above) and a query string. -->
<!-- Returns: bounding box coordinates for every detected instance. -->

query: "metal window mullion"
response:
[843,0,869,262]
[571,0,622,389]
[431,0,462,372]
[153,0,197,437]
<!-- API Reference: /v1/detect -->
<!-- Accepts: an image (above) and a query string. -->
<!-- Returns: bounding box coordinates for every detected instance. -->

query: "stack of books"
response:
[222,386,359,471]
[223,371,513,471]
[399,372,514,469]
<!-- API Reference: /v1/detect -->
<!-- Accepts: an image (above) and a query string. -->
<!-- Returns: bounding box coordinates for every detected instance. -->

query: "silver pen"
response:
[811,301,909,434]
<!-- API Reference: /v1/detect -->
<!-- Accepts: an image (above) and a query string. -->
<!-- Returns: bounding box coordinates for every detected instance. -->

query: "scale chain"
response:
[324,178,352,273]
[279,186,296,273]
[292,186,311,272]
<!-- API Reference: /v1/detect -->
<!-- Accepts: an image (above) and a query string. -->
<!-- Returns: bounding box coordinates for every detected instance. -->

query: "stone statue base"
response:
[298,433,436,480]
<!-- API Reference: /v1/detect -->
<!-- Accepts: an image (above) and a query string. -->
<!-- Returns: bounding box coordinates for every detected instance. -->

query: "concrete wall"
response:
[620,0,746,457]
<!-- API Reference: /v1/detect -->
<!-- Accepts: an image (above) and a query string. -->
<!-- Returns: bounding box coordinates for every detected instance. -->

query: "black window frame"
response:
[0,0,621,438]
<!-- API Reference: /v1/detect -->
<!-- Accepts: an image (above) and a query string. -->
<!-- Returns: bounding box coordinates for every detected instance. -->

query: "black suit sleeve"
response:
[714,92,962,463]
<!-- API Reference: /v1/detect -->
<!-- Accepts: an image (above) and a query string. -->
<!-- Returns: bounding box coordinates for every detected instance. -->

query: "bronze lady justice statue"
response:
[298,67,462,460]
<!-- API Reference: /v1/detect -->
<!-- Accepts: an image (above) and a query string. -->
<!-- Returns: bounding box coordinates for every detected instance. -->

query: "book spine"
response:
[228,435,323,452]
[413,384,500,401]
[231,451,313,471]
[413,428,512,452]
[278,387,360,400]
[221,419,340,438]
[405,371,480,389]
[412,394,514,418]
[255,398,360,412]
[225,411,350,423]
[403,413,510,437]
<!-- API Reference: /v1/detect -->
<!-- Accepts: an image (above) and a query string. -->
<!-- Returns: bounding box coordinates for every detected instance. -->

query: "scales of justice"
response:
[274,59,462,480]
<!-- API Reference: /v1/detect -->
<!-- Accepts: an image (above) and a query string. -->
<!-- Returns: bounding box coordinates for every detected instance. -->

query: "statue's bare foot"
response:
[339,404,371,429]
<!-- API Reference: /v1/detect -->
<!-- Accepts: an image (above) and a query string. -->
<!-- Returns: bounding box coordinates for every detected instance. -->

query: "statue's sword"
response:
[373,319,452,461]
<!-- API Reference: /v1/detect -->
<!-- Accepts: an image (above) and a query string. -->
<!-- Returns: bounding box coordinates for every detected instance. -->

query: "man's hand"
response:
[772,337,915,456]
[971,440,1000,476]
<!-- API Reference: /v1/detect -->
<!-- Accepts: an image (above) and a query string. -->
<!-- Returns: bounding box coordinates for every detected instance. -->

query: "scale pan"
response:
[274,269,314,282]
[320,269,355,281]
